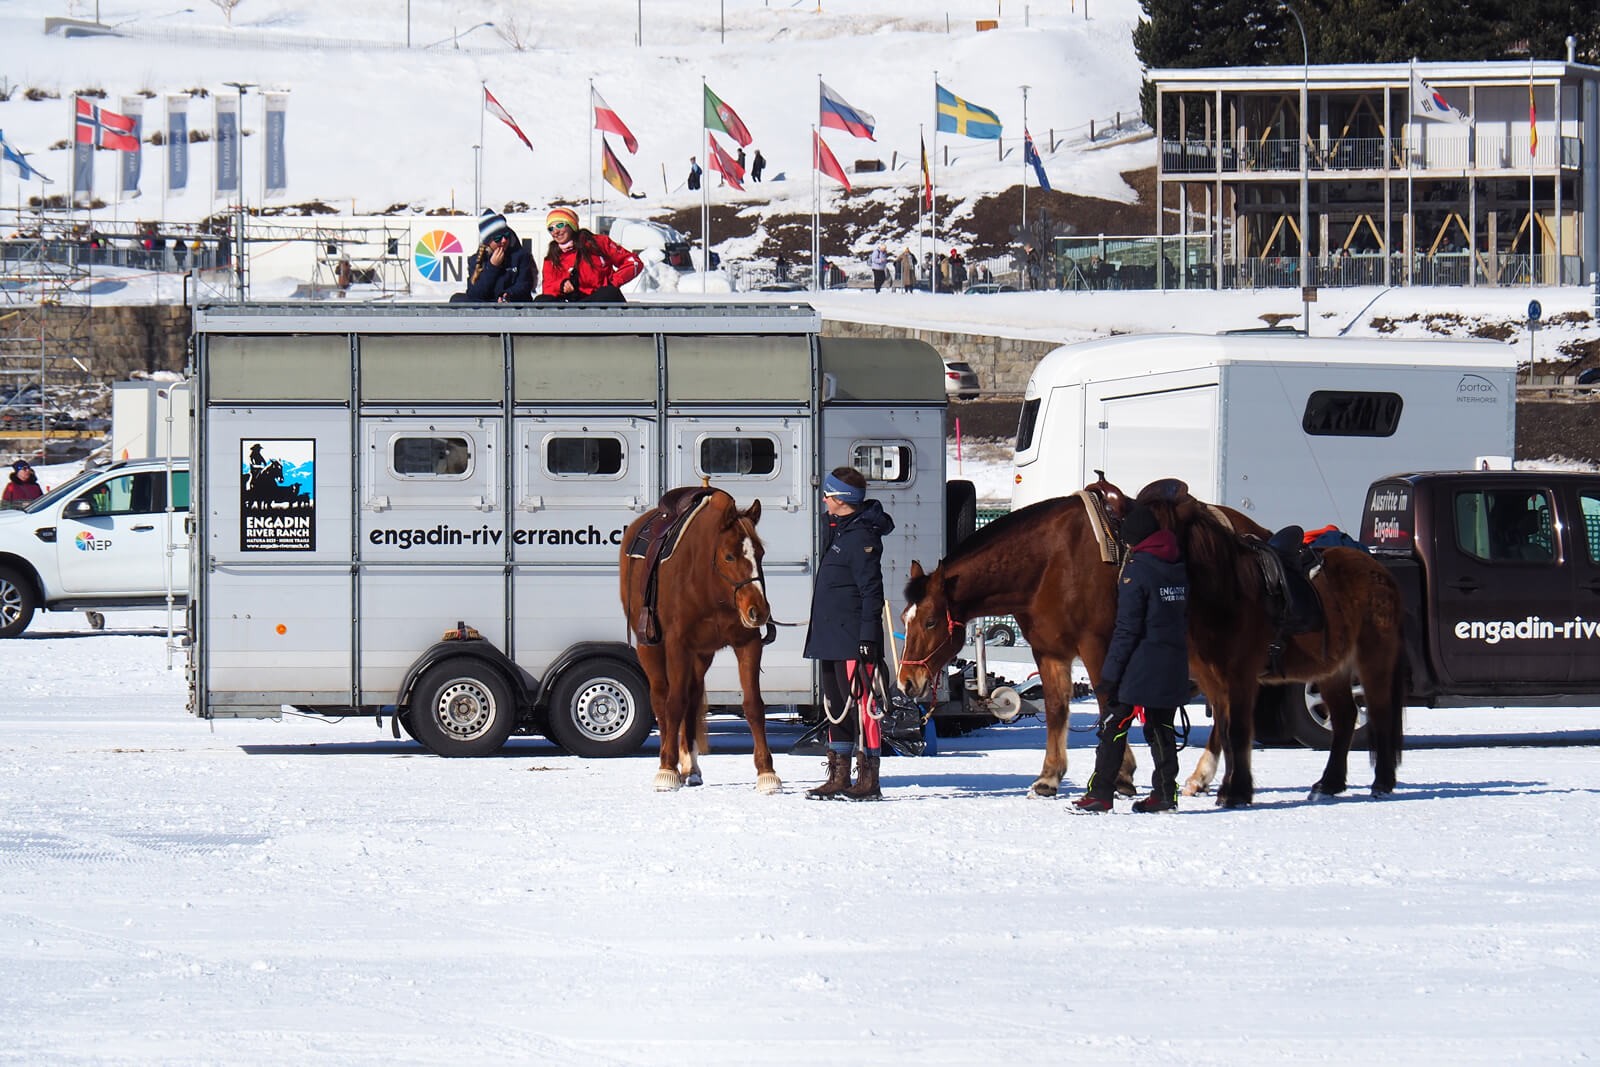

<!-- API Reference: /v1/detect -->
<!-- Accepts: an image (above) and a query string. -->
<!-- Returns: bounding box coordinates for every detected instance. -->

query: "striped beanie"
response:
[546,206,580,233]
[478,209,510,244]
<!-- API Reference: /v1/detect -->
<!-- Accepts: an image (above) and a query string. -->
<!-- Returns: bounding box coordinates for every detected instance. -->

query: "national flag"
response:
[819,81,875,140]
[1023,129,1051,192]
[813,131,850,191]
[704,85,753,148]
[601,136,634,196]
[484,86,534,152]
[708,134,745,190]
[592,87,638,154]
[1528,82,1538,157]
[1411,76,1472,126]
[919,133,932,210]
[75,97,140,151]
[0,132,52,183]
[935,84,1001,140]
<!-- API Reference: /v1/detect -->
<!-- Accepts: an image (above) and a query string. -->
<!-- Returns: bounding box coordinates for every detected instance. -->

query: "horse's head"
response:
[898,559,964,701]
[712,497,769,630]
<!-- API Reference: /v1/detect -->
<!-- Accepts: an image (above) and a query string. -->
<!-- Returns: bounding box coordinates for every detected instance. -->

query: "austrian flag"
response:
[484,86,534,152]
[75,98,140,152]
[591,87,638,154]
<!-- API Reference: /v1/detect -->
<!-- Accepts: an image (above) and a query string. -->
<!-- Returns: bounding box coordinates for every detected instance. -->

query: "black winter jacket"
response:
[1100,529,1190,708]
[803,500,895,661]
[461,239,535,302]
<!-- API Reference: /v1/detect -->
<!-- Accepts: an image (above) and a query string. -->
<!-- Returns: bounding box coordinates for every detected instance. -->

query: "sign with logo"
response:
[241,439,316,551]
[75,530,113,552]
[1455,374,1500,407]
[414,229,466,289]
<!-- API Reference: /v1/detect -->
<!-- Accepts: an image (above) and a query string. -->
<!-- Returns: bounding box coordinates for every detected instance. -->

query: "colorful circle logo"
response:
[75,531,96,551]
[415,230,465,283]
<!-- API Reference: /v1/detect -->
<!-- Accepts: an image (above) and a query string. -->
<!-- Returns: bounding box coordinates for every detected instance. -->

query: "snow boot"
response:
[842,751,882,801]
[1132,794,1177,813]
[1071,794,1113,813]
[806,750,853,800]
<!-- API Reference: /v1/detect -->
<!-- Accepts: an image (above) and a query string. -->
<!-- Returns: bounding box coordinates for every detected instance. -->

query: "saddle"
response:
[626,486,719,646]
[1247,525,1327,676]
[1074,469,1135,565]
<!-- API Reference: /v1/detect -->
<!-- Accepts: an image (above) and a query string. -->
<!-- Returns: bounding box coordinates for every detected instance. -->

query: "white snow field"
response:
[3,610,1600,1063]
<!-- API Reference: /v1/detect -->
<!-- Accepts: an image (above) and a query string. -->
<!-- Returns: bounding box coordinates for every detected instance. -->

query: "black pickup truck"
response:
[1263,469,1600,747]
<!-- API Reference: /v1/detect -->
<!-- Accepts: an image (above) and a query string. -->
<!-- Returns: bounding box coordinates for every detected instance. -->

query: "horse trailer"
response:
[186,303,970,756]
[1010,332,1518,533]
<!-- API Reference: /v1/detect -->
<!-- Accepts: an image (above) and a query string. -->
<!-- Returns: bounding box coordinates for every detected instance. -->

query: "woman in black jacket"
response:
[453,209,535,303]
[803,467,895,801]
[1074,505,1190,813]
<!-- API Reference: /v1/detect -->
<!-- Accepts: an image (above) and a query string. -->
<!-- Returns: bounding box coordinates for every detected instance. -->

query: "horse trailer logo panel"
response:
[241,439,316,551]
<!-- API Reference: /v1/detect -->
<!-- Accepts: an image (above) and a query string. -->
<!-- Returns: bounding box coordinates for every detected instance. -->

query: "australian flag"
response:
[1024,130,1050,192]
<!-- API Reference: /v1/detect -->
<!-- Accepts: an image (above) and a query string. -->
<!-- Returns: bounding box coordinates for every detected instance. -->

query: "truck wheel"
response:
[1282,678,1371,751]
[0,566,37,638]
[545,659,654,757]
[405,659,519,757]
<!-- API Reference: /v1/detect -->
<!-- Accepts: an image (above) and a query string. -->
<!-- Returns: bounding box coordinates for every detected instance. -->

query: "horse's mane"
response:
[903,496,1078,605]
[1144,496,1260,630]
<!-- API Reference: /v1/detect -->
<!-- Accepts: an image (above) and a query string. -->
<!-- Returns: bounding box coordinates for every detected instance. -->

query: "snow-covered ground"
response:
[5,609,1600,1062]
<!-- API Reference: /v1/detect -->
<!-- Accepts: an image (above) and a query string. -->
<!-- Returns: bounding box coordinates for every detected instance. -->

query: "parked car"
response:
[942,359,980,400]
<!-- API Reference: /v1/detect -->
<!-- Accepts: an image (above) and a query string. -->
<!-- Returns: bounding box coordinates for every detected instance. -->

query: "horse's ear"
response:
[909,560,925,578]
[742,499,761,526]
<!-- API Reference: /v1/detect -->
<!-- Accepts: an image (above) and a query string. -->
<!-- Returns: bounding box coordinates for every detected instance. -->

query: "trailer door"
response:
[1097,385,1218,501]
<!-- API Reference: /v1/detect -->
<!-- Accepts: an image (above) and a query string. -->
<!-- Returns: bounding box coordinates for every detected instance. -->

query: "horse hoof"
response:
[684,771,704,788]
[653,769,682,792]
[1370,784,1395,799]
[1215,794,1252,809]
[1028,782,1059,799]
[755,773,782,795]
[1308,783,1346,802]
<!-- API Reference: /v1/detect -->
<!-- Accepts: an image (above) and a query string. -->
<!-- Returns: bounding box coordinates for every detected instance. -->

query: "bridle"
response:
[899,603,965,672]
[711,517,778,644]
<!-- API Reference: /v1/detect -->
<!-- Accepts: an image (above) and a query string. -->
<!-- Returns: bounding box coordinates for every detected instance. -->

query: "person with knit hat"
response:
[452,208,535,303]
[1072,503,1190,814]
[3,460,44,508]
[535,208,643,303]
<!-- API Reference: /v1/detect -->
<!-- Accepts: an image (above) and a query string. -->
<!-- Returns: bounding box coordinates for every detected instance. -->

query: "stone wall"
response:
[821,318,1054,395]
[27,305,191,381]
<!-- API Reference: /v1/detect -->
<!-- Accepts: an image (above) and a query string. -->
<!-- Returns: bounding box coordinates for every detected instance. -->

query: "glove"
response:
[857,641,880,665]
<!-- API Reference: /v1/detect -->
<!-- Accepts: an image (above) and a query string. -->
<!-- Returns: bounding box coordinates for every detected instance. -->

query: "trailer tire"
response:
[545,660,654,757]
[0,566,37,638]
[406,659,519,757]
[1279,679,1371,751]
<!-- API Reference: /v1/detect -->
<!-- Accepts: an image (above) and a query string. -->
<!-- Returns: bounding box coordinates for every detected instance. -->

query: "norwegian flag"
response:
[484,86,534,152]
[75,97,140,152]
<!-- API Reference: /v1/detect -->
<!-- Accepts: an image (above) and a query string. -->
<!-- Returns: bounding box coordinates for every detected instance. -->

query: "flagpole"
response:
[1020,85,1030,290]
[476,83,485,218]
[931,72,939,294]
[587,79,594,225]
[1406,59,1414,287]
[701,77,709,294]
[811,125,819,293]
[1528,54,1535,287]
[918,123,925,283]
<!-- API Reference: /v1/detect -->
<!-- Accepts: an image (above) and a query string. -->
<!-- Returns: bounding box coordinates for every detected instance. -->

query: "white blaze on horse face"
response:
[903,603,917,626]
[741,536,762,596]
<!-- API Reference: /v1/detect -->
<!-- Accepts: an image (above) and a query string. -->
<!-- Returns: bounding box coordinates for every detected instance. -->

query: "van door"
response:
[1098,385,1218,501]
[1433,483,1572,685]
[1567,485,1600,684]
[57,469,188,595]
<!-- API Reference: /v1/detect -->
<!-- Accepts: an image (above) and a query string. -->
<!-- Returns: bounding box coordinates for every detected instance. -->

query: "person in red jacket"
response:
[3,460,44,508]
[535,207,643,303]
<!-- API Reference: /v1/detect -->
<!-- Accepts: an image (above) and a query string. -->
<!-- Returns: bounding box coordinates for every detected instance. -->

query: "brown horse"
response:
[1143,492,1406,806]
[619,489,780,794]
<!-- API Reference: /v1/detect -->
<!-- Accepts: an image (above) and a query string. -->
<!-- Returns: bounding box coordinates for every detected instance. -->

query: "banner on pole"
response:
[264,93,287,198]
[120,96,143,195]
[215,93,238,195]
[167,95,189,192]
[73,140,94,202]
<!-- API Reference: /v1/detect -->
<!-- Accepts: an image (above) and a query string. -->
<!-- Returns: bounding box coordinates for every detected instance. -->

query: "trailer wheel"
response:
[1280,678,1371,751]
[406,659,518,757]
[545,660,654,757]
[946,479,977,551]
[0,566,37,638]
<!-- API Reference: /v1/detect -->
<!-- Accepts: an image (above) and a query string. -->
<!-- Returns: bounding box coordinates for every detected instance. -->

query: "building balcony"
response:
[1162,133,1576,176]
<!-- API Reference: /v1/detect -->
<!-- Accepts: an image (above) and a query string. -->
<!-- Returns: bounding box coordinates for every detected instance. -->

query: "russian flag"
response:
[820,82,875,141]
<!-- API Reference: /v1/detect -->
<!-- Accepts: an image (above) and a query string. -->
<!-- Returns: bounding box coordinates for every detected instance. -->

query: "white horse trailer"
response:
[187,303,964,756]
[1011,332,1518,532]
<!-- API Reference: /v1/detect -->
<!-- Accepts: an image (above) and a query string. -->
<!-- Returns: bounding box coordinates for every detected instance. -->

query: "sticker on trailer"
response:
[241,439,317,552]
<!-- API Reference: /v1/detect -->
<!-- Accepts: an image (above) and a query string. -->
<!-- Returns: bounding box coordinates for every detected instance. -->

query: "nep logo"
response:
[75,531,112,552]
[415,230,466,284]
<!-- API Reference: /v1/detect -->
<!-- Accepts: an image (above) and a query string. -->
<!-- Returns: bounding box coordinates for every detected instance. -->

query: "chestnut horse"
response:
[619,489,779,794]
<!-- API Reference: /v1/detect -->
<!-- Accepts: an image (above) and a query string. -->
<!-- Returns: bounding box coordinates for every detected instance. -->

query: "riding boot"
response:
[805,750,853,800]
[1133,708,1179,813]
[842,751,882,801]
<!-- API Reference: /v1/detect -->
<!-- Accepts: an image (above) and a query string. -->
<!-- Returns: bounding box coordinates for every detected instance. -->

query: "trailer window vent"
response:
[546,436,625,477]
[700,436,779,477]
[851,443,914,484]
[1301,390,1403,438]
[392,436,472,478]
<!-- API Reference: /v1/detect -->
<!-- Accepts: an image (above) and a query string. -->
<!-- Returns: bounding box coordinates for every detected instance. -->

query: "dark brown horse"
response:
[619,489,779,794]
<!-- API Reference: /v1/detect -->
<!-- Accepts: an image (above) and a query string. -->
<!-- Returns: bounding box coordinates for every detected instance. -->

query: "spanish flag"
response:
[601,136,633,196]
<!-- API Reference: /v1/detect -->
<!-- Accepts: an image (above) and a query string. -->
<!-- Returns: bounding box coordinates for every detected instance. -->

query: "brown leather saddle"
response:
[626,486,719,646]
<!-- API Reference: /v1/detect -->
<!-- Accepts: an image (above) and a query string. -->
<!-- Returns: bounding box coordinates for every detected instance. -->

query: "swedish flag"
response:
[936,85,1002,140]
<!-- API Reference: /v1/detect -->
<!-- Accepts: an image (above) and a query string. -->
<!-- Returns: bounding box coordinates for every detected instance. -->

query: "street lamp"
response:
[1280,2,1309,334]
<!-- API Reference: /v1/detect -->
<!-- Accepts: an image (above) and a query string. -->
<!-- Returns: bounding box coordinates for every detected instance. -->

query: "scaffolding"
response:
[301,220,414,299]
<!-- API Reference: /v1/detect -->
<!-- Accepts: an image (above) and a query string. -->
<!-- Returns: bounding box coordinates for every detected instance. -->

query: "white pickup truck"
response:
[0,458,190,637]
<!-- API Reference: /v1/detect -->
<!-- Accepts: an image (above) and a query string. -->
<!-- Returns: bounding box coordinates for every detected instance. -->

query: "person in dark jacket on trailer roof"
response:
[803,467,896,801]
[1074,504,1190,813]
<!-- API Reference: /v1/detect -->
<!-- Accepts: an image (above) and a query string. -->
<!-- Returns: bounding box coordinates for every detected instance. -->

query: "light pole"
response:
[406,0,410,47]
[1020,84,1030,290]
[1281,2,1310,334]
[223,80,255,301]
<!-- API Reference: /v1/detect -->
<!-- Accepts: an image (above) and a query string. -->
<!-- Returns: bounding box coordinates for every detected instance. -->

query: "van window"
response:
[851,443,913,485]
[1015,397,1041,452]
[1581,492,1600,563]
[699,436,778,477]
[1301,391,1403,437]
[545,435,625,477]
[392,436,471,478]
[1454,489,1555,564]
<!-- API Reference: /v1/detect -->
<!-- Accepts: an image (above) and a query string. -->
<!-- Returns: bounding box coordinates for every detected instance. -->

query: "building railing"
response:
[1163,130,1564,174]
[2,240,225,275]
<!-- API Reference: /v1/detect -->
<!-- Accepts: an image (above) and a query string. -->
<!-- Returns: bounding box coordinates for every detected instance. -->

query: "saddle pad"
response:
[1071,489,1122,565]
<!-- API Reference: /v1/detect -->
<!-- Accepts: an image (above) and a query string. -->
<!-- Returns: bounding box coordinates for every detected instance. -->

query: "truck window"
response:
[1301,391,1403,437]
[1454,489,1555,564]
[78,473,173,516]
[545,435,625,478]
[1582,492,1600,563]
[391,436,471,478]
[1015,397,1041,452]
[699,436,778,478]
[851,443,913,485]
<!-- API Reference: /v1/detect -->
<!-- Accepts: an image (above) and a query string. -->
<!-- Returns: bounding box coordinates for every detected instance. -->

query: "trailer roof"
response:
[1030,333,1519,389]
[192,302,823,335]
